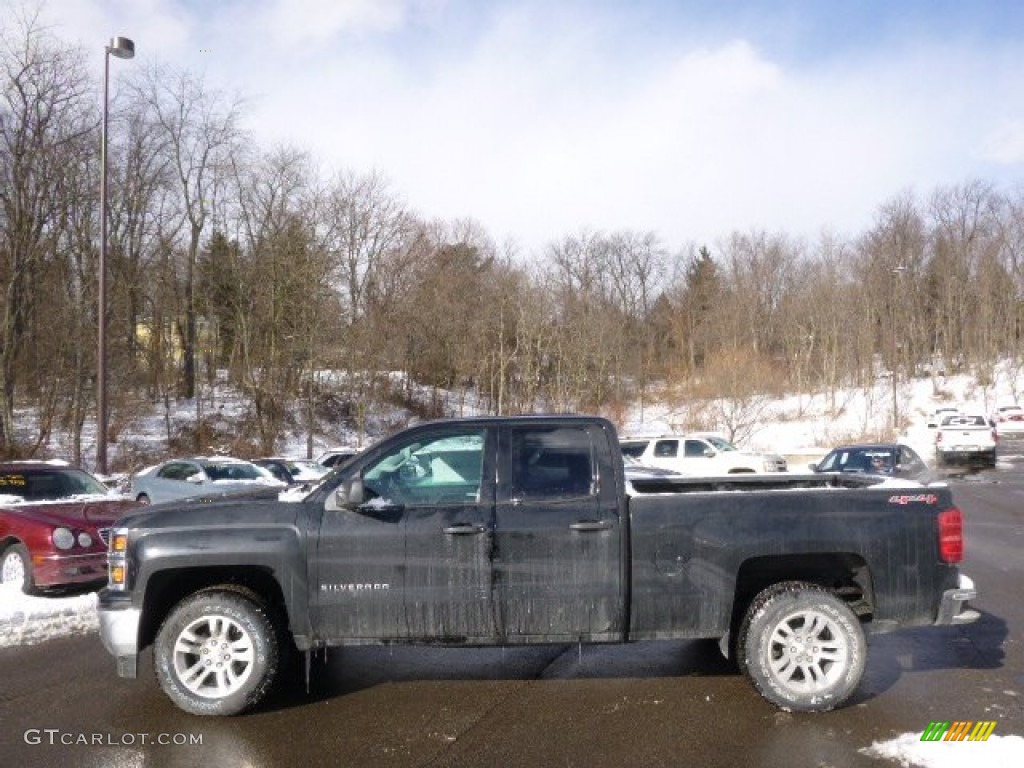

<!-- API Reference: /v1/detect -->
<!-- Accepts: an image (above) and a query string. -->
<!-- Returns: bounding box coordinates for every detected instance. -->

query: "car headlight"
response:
[52,527,75,550]
[77,531,93,548]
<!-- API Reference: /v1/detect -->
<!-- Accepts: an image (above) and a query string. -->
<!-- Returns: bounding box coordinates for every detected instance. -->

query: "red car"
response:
[0,462,140,594]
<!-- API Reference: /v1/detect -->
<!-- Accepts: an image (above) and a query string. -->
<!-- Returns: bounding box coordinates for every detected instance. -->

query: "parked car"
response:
[620,433,787,474]
[1,461,140,593]
[926,406,960,429]
[934,413,997,467]
[316,447,359,468]
[989,404,1024,436]
[253,458,330,486]
[131,457,286,505]
[810,443,933,483]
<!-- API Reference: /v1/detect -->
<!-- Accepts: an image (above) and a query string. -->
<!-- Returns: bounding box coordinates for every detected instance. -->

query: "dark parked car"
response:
[810,443,933,483]
[253,458,330,486]
[1,461,140,593]
[316,447,359,468]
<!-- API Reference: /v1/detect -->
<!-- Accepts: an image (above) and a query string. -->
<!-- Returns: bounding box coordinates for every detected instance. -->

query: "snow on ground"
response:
[861,731,1024,767]
[0,583,98,648]
[624,363,1023,467]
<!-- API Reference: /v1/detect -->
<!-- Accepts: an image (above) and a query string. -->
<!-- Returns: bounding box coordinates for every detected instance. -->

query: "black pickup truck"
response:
[98,415,977,716]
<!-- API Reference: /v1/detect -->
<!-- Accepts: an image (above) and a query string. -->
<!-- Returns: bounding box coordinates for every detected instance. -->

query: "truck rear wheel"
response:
[154,588,280,716]
[737,581,865,712]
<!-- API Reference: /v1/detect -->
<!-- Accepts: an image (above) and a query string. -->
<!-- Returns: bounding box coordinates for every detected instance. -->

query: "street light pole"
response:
[97,36,135,476]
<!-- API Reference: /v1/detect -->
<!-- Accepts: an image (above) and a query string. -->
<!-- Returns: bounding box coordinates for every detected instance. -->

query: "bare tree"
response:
[125,64,244,401]
[0,12,94,454]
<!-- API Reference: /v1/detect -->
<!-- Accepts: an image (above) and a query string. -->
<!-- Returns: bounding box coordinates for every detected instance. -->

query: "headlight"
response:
[108,530,129,590]
[77,531,93,548]
[52,527,75,550]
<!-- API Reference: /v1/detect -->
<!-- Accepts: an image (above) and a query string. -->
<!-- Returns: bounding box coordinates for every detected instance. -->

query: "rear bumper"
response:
[98,589,141,678]
[934,573,979,625]
[935,448,996,464]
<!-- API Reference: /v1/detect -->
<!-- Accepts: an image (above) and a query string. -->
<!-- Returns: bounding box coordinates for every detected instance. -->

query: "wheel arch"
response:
[727,553,875,645]
[139,567,291,652]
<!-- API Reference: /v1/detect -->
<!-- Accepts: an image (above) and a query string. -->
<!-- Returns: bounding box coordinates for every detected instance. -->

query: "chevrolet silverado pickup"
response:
[97,415,977,716]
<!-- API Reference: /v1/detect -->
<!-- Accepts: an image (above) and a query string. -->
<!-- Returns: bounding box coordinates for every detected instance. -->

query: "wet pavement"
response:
[1,454,1022,768]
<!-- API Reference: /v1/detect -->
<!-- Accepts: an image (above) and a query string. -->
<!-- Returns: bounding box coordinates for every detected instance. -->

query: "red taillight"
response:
[938,507,963,563]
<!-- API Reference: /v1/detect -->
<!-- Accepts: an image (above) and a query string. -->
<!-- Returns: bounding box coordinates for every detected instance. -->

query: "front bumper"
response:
[32,551,109,588]
[97,589,141,678]
[934,573,979,625]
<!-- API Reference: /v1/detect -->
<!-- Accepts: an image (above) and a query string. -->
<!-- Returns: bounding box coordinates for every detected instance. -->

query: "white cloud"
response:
[25,1,1024,254]
[978,120,1024,165]
[256,0,409,49]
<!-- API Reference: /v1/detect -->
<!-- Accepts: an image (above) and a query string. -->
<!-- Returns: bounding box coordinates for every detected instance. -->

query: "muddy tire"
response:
[154,588,280,716]
[737,581,865,712]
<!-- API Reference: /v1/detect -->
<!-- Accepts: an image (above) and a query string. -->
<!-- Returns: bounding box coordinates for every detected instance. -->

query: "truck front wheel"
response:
[737,581,865,712]
[154,588,280,716]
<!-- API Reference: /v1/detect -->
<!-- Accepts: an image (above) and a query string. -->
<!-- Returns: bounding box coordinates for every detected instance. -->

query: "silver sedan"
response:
[130,457,286,504]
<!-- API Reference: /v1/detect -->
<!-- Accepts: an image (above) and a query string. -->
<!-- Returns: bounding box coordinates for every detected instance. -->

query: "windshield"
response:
[0,467,110,501]
[704,436,738,452]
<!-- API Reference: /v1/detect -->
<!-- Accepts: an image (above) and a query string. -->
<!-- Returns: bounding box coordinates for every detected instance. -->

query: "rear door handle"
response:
[569,520,612,532]
[443,523,487,535]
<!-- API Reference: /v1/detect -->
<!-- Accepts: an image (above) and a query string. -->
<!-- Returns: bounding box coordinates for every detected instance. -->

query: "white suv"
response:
[619,433,788,475]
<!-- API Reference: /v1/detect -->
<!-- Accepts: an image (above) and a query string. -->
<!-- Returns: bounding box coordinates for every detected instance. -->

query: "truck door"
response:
[311,426,496,642]
[494,423,622,641]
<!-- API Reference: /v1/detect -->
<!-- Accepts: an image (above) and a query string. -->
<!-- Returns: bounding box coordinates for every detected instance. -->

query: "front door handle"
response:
[569,520,613,532]
[443,523,487,535]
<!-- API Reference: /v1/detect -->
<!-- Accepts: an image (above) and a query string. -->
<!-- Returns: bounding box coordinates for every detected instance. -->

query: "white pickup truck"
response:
[934,413,997,468]
[619,433,788,475]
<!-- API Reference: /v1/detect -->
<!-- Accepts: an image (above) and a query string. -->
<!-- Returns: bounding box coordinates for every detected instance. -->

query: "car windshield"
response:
[819,448,894,473]
[704,436,738,452]
[202,462,265,481]
[0,467,110,501]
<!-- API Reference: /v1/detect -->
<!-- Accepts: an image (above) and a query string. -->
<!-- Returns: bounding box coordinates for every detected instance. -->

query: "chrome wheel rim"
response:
[767,609,849,694]
[172,614,255,698]
[1,551,25,587]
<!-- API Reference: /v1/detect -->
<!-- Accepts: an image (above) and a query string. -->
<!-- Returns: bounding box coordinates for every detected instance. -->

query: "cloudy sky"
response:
[27,0,1024,254]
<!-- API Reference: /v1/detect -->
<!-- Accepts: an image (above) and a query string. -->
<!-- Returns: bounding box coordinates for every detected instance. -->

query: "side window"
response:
[511,426,594,499]
[654,440,678,458]
[181,463,203,480]
[363,430,485,505]
[158,463,183,480]
[684,440,707,458]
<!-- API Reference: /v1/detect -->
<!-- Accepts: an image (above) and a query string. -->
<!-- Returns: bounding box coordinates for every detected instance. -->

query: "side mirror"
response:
[807,462,818,472]
[703,448,716,458]
[335,477,365,508]
[187,474,204,484]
